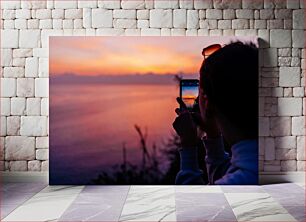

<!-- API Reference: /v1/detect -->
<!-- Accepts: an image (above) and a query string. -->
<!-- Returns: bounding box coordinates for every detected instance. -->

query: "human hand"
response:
[172,97,198,147]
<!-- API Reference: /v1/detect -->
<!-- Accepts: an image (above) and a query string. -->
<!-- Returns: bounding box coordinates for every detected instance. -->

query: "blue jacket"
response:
[175,137,258,185]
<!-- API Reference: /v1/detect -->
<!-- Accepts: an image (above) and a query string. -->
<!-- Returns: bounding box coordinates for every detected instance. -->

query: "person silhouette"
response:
[173,42,258,185]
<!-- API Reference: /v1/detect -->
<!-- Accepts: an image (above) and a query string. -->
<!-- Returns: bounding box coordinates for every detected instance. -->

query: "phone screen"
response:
[180,80,199,110]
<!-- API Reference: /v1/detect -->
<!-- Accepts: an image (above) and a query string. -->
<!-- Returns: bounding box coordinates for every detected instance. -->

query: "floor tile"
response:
[1,205,18,219]
[269,192,305,206]
[59,186,130,221]
[263,183,304,194]
[225,193,297,221]
[175,185,222,193]
[119,186,176,222]
[282,205,305,222]
[1,183,47,194]
[2,186,84,221]
[221,185,265,193]
[82,185,130,194]
[176,193,237,222]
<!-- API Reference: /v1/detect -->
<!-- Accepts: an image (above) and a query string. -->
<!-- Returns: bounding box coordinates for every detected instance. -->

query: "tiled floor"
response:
[1,183,305,221]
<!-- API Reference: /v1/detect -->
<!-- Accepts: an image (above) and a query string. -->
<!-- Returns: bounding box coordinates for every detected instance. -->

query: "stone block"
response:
[39,58,49,77]
[265,138,275,160]
[218,20,232,29]
[35,9,51,19]
[140,28,161,36]
[5,136,35,160]
[179,0,193,9]
[281,160,297,171]
[276,148,296,160]
[259,117,270,136]
[41,160,49,171]
[1,1,20,9]
[1,30,19,48]
[113,9,136,18]
[154,0,178,9]
[9,161,27,171]
[293,87,305,97]
[297,136,305,160]
[15,19,27,29]
[232,19,249,29]
[36,137,49,149]
[297,161,305,171]
[20,116,48,136]
[92,9,113,28]
[1,98,10,116]
[26,98,41,116]
[1,49,12,67]
[213,0,241,9]
[263,48,277,67]
[150,9,172,28]
[78,0,97,8]
[65,9,82,19]
[52,9,65,19]
[292,30,305,48]
[242,0,263,9]
[292,116,305,136]
[35,78,49,97]
[206,9,222,19]
[1,78,16,98]
[83,8,92,28]
[161,28,171,36]
[137,20,149,28]
[121,0,145,9]
[275,136,297,149]
[1,117,6,136]
[114,19,137,28]
[293,9,305,29]
[187,10,199,29]
[28,160,41,171]
[13,49,32,58]
[41,98,49,116]
[36,149,49,160]
[287,0,300,9]
[25,57,38,78]
[2,9,16,19]
[270,29,291,48]
[17,78,34,97]
[279,67,301,87]
[11,98,26,115]
[270,117,291,136]
[236,9,254,19]
[98,0,120,9]
[278,98,303,116]
[54,0,77,9]
[7,116,20,136]
[173,9,187,28]
[19,30,41,48]
[3,67,24,78]
[137,10,149,19]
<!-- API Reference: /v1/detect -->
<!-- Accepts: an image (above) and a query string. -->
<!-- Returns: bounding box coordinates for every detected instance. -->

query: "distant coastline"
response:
[50,73,199,85]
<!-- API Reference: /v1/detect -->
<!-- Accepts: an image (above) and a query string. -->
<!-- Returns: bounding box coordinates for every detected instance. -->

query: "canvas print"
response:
[50,36,258,185]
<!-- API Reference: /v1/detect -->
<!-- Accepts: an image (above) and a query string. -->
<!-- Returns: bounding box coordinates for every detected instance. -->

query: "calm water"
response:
[50,83,178,184]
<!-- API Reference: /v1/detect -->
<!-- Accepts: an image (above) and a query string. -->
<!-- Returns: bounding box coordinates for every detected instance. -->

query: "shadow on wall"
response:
[258,38,304,172]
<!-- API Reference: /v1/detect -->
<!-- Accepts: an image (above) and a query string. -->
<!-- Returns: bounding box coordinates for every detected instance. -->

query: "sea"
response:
[49,83,179,184]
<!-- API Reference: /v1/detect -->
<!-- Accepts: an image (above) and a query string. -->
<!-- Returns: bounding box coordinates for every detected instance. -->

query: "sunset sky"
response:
[50,36,258,76]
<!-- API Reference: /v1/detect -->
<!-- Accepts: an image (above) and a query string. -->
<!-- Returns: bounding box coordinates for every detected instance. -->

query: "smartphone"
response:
[180,79,199,110]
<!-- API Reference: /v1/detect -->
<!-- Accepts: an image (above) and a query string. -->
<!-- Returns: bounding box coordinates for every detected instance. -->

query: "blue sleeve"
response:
[175,147,205,185]
[203,137,231,185]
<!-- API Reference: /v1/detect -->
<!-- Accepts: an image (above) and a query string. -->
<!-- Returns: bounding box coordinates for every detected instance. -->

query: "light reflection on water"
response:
[50,83,178,184]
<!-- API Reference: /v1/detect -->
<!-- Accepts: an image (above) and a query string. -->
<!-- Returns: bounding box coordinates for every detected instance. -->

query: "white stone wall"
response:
[0,0,305,172]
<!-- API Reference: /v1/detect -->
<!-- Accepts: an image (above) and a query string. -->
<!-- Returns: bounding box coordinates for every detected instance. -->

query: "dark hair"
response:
[200,41,258,139]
